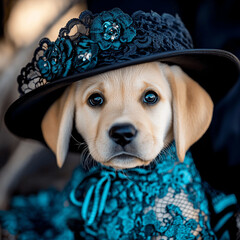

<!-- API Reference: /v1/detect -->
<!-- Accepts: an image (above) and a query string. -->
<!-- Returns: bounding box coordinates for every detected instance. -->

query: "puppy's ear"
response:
[41,85,76,168]
[163,64,213,162]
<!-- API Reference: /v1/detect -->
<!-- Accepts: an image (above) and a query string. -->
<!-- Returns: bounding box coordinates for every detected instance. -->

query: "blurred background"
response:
[0,0,86,166]
[0,0,87,209]
[0,0,239,209]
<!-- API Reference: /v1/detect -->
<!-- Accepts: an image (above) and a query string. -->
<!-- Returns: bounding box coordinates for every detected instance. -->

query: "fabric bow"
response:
[69,168,117,226]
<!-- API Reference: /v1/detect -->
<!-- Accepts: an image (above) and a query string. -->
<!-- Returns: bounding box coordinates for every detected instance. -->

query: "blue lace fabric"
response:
[0,142,239,239]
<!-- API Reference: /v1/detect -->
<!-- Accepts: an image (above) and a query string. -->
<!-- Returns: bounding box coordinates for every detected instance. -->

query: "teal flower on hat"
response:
[73,36,99,73]
[37,38,73,81]
[90,8,136,50]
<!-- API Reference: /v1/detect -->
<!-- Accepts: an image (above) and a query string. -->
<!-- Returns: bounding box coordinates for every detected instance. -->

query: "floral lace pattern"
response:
[1,142,239,239]
[0,167,86,240]
[69,142,216,239]
[17,8,193,95]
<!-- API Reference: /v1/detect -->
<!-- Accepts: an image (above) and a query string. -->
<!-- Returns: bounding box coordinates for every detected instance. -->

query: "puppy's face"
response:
[41,62,213,169]
[75,63,173,169]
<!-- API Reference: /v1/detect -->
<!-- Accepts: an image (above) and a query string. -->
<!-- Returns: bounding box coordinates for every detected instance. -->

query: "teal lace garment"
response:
[0,142,239,239]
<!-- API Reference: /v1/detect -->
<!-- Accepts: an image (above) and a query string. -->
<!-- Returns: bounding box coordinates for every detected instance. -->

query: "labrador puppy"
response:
[41,62,213,169]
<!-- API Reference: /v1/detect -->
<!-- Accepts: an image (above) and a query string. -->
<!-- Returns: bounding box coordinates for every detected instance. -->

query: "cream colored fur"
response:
[41,62,213,168]
[162,64,213,161]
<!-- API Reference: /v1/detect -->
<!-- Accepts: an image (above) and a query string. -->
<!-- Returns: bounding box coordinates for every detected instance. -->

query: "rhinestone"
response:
[85,52,92,60]
[78,52,92,61]
[103,21,121,41]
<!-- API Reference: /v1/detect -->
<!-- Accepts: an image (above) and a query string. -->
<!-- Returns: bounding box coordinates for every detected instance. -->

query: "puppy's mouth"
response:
[104,152,151,169]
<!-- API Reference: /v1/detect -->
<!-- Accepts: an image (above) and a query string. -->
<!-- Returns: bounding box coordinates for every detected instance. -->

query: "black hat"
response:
[5,8,240,143]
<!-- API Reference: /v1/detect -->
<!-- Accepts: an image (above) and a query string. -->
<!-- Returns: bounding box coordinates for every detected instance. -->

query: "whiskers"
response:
[119,169,132,180]
[71,134,96,170]
[153,141,175,164]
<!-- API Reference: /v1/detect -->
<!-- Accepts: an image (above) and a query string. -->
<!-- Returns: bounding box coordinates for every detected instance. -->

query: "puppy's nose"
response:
[109,124,137,147]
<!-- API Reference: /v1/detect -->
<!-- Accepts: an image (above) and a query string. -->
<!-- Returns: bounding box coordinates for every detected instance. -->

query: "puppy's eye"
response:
[143,91,159,105]
[88,93,104,107]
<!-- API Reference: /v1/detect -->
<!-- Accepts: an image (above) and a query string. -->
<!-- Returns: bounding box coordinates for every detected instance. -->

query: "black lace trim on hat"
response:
[17,9,193,95]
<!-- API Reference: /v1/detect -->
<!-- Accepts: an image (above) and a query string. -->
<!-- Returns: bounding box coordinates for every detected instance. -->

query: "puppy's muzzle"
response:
[108,123,138,147]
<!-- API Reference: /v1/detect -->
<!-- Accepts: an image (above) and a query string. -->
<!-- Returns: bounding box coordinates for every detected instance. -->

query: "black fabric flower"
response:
[37,38,73,81]
[90,8,136,50]
[132,11,193,53]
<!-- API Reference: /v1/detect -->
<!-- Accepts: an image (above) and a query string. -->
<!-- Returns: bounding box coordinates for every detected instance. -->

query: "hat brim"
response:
[5,49,240,144]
